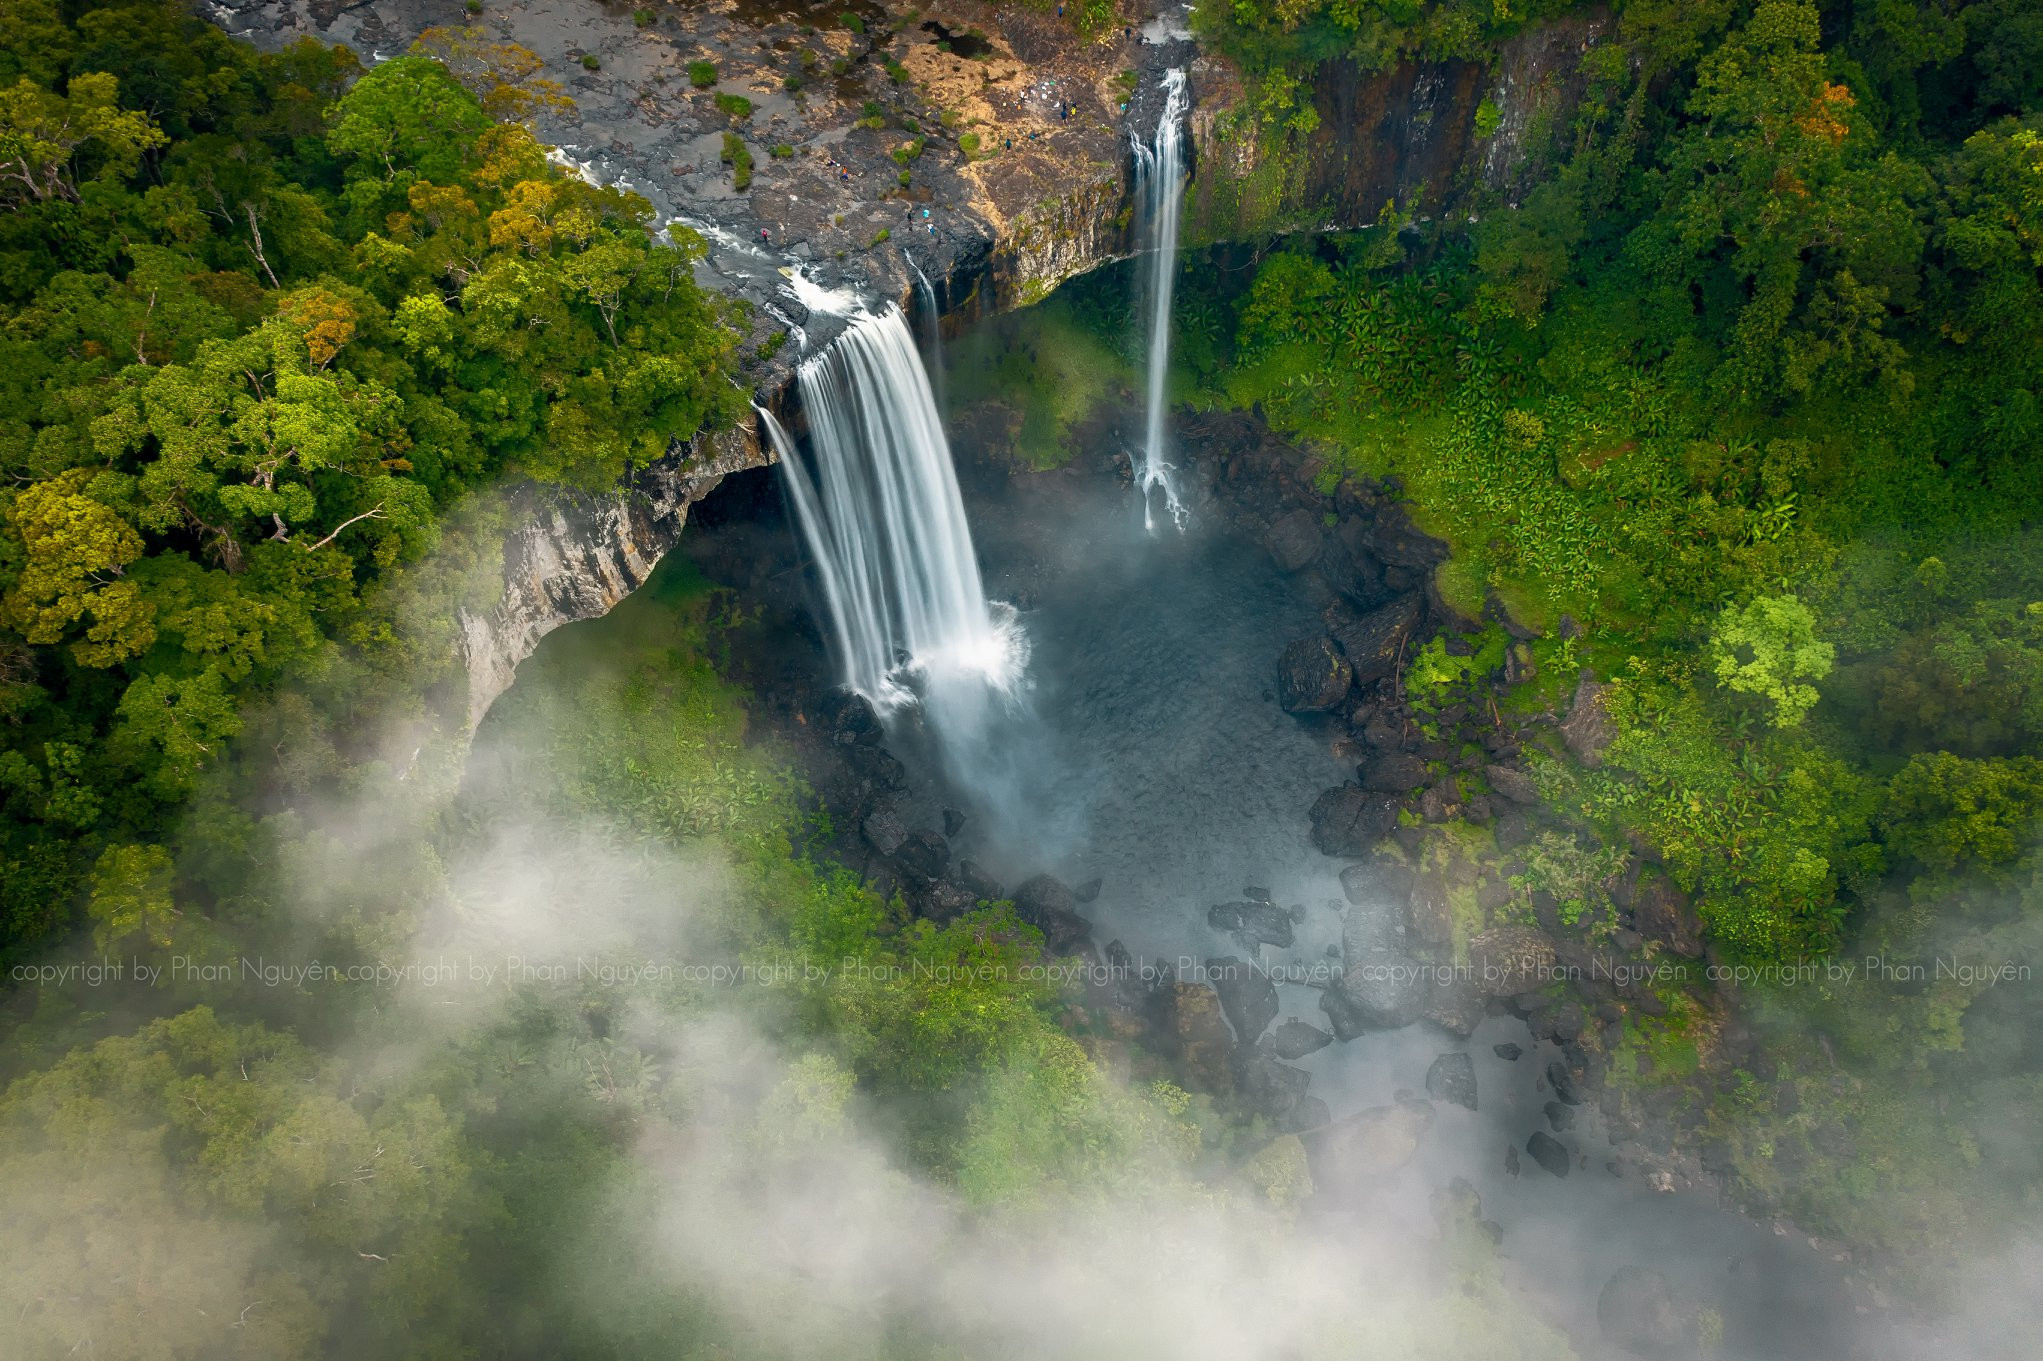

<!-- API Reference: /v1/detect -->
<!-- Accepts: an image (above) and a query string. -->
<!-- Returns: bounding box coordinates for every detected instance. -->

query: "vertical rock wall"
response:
[455,423,765,728]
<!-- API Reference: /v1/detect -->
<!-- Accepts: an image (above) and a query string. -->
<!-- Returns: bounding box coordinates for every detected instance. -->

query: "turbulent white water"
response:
[761,307,1026,755]
[1132,67,1190,532]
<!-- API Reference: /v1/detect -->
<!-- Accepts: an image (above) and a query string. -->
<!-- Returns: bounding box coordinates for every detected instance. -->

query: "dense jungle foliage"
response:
[943,0,2043,1271]
[1170,0,2043,966]
[0,0,2038,1352]
[0,0,746,963]
[1182,0,2043,1269]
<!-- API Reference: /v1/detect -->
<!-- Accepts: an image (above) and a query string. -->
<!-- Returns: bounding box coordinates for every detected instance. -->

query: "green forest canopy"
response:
[0,0,744,960]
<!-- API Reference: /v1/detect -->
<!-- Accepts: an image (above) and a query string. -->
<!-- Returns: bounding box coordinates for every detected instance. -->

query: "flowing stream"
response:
[1131,67,1190,531]
[762,306,1026,788]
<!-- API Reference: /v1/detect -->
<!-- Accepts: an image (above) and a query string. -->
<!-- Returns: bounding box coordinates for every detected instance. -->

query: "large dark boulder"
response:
[1206,956,1279,1043]
[821,690,884,745]
[1338,945,1428,1028]
[1162,981,1234,1093]
[1267,1018,1334,1060]
[1276,635,1353,712]
[1405,870,1453,947]
[1011,874,1093,955]
[1338,855,1414,906]
[915,877,978,922]
[1597,1267,1686,1355]
[1359,751,1428,792]
[1370,518,1449,570]
[893,828,950,883]
[1306,1099,1436,1194]
[841,741,906,797]
[1263,509,1325,573]
[1421,972,1487,1036]
[1634,875,1704,958]
[1319,987,1368,1041]
[1561,675,1616,768]
[1325,593,1424,686]
[1232,1049,1313,1124]
[1308,783,1399,857]
[1485,763,1540,805]
[1468,924,1559,997]
[862,805,909,856]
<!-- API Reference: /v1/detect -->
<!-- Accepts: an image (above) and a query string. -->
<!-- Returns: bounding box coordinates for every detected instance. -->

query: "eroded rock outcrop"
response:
[456,423,763,728]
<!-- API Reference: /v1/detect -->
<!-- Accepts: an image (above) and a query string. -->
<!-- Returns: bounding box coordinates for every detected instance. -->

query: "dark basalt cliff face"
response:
[219,0,1606,726]
[1186,7,1612,245]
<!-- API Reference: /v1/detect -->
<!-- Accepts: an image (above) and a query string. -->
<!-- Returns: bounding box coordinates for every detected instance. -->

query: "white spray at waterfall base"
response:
[1132,67,1190,533]
[758,306,1028,782]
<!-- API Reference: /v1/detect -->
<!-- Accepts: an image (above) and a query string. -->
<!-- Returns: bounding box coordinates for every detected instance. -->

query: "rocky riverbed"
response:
[674,390,1894,1358]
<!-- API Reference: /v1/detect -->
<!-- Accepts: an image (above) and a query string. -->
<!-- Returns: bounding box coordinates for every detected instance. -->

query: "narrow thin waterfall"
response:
[1131,67,1190,531]
[907,255,947,415]
[761,306,1025,757]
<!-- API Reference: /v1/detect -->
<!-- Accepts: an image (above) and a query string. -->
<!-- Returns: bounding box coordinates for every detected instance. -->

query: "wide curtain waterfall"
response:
[761,306,1025,761]
[1131,67,1189,531]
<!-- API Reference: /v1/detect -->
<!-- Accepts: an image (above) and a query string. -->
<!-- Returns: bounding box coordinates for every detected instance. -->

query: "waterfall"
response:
[761,306,1025,755]
[1131,67,1190,532]
[907,255,947,415]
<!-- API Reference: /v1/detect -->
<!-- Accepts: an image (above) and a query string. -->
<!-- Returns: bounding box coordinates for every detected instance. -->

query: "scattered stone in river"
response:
[1426,1052,1478,1111]
[1207,898,1296,948]
[1545,1100,1576,1133]
[1505,1144,1522,1177]
[1526,1130,1572,1178]
[1494,1042,1524,1061]
[1266,1018,1335,1060]
[941,806,966,837]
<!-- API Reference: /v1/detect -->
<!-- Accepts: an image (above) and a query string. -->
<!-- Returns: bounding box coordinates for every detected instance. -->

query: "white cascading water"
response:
[1131,67,1190,532]
[907,255,947,414]
[760,306,1025,764]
